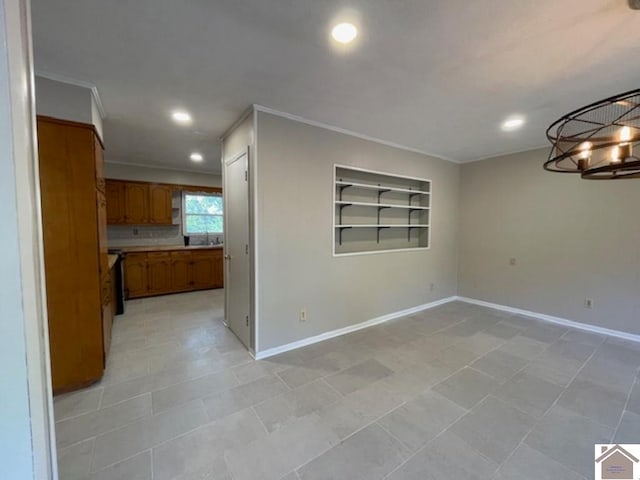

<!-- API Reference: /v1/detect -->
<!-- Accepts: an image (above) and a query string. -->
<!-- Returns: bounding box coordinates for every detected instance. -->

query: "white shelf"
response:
[335,224,429,228]
[335,200,429,210]
[334,165,432,254]
[336,181,430,195]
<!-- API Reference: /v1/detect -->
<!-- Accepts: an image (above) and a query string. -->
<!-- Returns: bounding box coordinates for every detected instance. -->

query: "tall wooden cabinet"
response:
[37,116,108,393]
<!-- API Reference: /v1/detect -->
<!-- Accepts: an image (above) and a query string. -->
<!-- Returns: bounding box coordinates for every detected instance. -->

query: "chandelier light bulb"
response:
[579,142,592,159]
[620,126,632,143]
[611,146,621,164]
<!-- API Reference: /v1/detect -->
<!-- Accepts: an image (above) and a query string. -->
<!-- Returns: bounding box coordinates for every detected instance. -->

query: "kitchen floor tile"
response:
[53,294,640,480]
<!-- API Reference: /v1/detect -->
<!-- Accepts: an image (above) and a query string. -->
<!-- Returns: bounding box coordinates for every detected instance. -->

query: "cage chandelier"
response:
[545,89,640,179]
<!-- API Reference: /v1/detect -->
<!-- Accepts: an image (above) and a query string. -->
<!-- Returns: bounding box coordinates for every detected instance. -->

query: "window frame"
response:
[182,191,224,235]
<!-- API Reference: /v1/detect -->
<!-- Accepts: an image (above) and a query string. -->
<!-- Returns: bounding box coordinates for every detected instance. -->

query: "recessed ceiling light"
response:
[171,111,192,125]
[190,152,203,162]
[331,23,358,44]
[501,116,525,132]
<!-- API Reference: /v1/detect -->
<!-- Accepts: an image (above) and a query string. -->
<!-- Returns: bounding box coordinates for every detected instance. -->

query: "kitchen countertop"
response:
[107,254,118,269]
[115,244,224,253]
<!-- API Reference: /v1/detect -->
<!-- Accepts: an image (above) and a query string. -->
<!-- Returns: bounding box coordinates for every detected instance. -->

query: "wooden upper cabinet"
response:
[106,180,125,224]
[124,182,149,224]
[149,184,173,224]
[106,180,173,225]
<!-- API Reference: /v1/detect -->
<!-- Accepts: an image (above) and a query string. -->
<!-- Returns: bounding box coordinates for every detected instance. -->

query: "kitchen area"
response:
[35,76,227,395]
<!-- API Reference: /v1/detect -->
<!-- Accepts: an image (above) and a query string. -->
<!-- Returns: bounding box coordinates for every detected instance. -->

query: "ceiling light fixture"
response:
[190,152,203,162]
[544,89,640,179]
[331,22,358,44]
[171,111,192,125]
[501,116,525,132]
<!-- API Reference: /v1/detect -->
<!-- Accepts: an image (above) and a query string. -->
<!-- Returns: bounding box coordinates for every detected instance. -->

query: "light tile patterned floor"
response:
[55,290,640,479]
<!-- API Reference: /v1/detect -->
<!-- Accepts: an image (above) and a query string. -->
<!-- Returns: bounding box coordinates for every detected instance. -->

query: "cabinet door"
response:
[147,254,172,295]
[171,252,193,291]
[124,182,149,224]
[106,180,126,224]
[124,254,148,298]
[97,191,108,276]
[149,184,173,224]
[192,254,216,289]
[213,250,224,288]
[101,275,113,360]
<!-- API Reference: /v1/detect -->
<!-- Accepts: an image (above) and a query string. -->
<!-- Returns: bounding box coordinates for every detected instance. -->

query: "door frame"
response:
[222,147,253,348]
[2,0,57,477]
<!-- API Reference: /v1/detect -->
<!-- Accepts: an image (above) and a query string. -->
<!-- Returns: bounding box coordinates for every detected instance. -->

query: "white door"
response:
[223,149,251,348]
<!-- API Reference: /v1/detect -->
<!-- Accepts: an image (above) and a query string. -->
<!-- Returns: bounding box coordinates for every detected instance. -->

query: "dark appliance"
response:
[108,249,126,315]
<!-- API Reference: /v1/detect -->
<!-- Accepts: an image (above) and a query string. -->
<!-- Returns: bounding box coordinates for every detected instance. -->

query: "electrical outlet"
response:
[584,298,594,309]
[299,309,307,322]
[509,258,517,266]
[429,283,435,291]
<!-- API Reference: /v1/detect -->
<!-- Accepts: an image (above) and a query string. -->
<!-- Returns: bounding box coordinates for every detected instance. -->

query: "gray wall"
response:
[255,111,460,351]
[35,75,103,140]
[459,148,640,335]
[105,162,221,187]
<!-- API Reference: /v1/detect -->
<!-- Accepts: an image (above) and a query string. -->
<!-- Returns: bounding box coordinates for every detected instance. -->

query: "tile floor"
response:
[55,289,640,480]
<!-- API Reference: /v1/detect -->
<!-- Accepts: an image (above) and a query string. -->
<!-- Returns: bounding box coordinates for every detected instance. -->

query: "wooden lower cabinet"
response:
[124,248,223,299]
[171,252,193,292]
[147,254,172,295]
[124,253,148,298]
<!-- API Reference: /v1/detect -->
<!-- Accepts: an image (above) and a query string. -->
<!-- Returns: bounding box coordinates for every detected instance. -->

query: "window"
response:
[183,192,223,234]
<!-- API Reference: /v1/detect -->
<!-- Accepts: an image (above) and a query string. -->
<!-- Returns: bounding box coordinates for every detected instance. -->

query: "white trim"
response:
[252,111,259,353]
[253,104,459,164]
[4,0,56,477]
[219,106,255,141]
[34,70,106,119]
[255,296,457,360]
[456,296,640,344]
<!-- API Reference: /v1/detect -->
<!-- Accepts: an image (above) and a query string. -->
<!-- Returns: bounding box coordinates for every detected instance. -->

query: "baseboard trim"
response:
[254,296,457,360]
[456,296,640,344]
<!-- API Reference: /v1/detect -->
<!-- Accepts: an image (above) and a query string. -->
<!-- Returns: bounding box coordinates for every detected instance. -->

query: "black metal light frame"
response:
[545,89,640,179]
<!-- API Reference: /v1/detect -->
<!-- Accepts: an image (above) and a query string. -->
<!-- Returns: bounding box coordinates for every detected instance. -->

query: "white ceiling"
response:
[31,0,640,173]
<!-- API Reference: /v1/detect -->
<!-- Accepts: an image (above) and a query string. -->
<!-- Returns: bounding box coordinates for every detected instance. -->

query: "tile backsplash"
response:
[107,225,223,247]
[107,225,183,247]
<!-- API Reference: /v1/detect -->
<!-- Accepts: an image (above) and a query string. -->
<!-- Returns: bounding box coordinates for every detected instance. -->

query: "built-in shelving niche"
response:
[333,165,431,255]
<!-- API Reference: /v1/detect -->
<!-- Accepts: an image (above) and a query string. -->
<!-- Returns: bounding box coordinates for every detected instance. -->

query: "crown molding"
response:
[34,70,106,119]
[252,104,460,164]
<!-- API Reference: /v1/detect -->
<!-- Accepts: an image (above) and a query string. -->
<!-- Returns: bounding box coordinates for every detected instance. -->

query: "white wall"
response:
[255,111,460,352]
[34,75,103,140]
[1,0,55,478]
[459,148,640,335]
[105,161,221,187]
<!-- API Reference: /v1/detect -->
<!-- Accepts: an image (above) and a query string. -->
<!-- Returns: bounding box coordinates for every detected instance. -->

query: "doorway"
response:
[223,148,251,348]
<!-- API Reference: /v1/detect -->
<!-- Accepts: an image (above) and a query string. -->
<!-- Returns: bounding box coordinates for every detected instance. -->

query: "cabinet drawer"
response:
[170,250,192,257]
[147,251,171,258]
